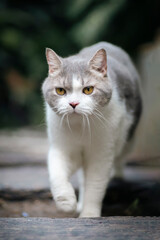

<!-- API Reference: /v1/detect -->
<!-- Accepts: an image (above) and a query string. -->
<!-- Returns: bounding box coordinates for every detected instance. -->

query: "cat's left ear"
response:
[46,48,62,76]
[89,49,107,77]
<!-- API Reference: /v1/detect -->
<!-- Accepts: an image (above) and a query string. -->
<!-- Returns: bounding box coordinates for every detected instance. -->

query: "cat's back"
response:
[79,42,128,63]
[79,42,138,78]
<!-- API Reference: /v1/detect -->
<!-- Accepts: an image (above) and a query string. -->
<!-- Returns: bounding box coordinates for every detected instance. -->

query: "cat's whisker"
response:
[94,108,115,129]
[59,109,67,114]
[36,122,47,128]
[95,107,115,125]
[94,111,107,124]
[80,109,92,115]
[94,108,107,121]
[89,115,99,135]
[67,114,72,133]
[84,113,92,146]
[88,116,92,146]
[81,114,86,139]
[35,115,47,128]
[60,113,67,128]
[94,107,103,114]
[92,112,107,129]
[93,108,112,128]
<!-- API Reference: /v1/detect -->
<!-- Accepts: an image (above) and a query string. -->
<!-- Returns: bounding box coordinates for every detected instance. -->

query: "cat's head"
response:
[42,48,112,117]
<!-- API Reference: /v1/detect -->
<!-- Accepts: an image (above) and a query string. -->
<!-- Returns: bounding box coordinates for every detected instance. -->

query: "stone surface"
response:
[0,166,49,190]
[0,199,71,218]
[0,217,160,240]
[0,128,48,164]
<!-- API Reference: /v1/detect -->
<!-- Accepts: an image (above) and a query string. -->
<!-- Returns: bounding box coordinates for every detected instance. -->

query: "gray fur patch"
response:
[107,56,142,140]
[62,59,88,87]
[95,87,112,106]
[42,77,59,111]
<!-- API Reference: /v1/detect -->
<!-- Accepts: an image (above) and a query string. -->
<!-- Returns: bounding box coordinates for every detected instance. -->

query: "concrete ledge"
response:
[0,217,160,240]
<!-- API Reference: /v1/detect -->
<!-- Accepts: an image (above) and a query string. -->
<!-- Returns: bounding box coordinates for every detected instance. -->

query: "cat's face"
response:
[42,48,112,117]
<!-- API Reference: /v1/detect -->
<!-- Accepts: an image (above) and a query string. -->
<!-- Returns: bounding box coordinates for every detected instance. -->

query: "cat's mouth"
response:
[69,109,87,117]
[69,107,93,116]
[70,110,80,115]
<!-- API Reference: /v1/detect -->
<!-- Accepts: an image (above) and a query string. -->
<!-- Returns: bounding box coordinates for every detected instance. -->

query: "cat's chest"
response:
[60,118,111,148]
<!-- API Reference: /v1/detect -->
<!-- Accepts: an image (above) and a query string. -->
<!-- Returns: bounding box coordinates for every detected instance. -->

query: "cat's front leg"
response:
[48,148,77,214]
[80,151,114,218]
[76,168,84,214]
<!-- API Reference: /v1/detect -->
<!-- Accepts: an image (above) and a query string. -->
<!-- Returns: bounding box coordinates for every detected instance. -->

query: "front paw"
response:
[55,192,77,214]
[76,201,83,214]
[79,208,101,218]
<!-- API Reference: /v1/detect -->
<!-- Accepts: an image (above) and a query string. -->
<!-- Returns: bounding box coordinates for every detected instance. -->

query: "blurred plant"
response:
[0,0,159,128]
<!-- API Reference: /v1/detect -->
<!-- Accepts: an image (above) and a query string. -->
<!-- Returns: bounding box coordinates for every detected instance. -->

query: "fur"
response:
[42,42,142,217]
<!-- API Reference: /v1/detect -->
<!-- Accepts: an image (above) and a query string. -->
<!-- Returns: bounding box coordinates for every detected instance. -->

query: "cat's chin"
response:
[70,111,90,117]
[69,112,82,119]
[71,111,80,116]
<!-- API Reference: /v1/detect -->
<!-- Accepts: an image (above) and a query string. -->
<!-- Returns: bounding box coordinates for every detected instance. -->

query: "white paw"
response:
[55,192,77,213]
[79,209,101,218]
[76,201,83,214]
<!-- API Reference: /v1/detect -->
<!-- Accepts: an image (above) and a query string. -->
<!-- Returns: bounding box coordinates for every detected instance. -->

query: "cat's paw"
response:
[76,201,83,214]
[55,193,77,214]
[79,209,101,218]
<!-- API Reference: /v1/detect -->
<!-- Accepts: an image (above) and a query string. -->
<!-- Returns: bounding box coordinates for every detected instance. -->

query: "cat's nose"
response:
[69,102,79,109]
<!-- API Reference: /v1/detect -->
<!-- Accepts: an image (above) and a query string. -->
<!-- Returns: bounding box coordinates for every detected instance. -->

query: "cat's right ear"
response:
[46,48,62,76]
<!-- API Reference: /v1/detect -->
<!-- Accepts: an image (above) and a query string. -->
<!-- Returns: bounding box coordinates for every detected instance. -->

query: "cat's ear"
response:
[89,49,107,77]
[46,48,62,76]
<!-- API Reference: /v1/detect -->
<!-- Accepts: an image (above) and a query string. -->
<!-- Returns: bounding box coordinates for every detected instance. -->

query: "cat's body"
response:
[42,42,142,217]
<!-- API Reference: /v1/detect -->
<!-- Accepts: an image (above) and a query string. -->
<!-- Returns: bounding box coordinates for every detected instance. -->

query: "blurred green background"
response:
[0,0,160,128]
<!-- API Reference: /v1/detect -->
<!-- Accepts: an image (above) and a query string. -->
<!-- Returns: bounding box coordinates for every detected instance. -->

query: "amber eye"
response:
[83,86,94,95]
[56,88,66,96]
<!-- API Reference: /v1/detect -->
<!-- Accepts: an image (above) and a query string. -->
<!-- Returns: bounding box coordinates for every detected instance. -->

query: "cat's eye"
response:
[83,86,94,95]
[56,88,66,96]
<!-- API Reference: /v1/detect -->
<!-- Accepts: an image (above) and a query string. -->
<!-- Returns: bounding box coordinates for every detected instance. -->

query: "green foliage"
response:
[70,0,126,47]
[0,0,159,128]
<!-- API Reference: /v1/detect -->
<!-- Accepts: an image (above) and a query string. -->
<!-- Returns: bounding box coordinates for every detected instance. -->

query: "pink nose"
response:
[69,102,79,109]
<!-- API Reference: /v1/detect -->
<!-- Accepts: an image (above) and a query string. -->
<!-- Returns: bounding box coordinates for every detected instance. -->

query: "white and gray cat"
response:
[42,42,142,217]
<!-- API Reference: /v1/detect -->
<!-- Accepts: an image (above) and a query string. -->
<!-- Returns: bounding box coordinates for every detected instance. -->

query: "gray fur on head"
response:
[42,47,112,114]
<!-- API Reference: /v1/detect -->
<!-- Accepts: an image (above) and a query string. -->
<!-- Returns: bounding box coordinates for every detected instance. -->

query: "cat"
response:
[42,42,142,217]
